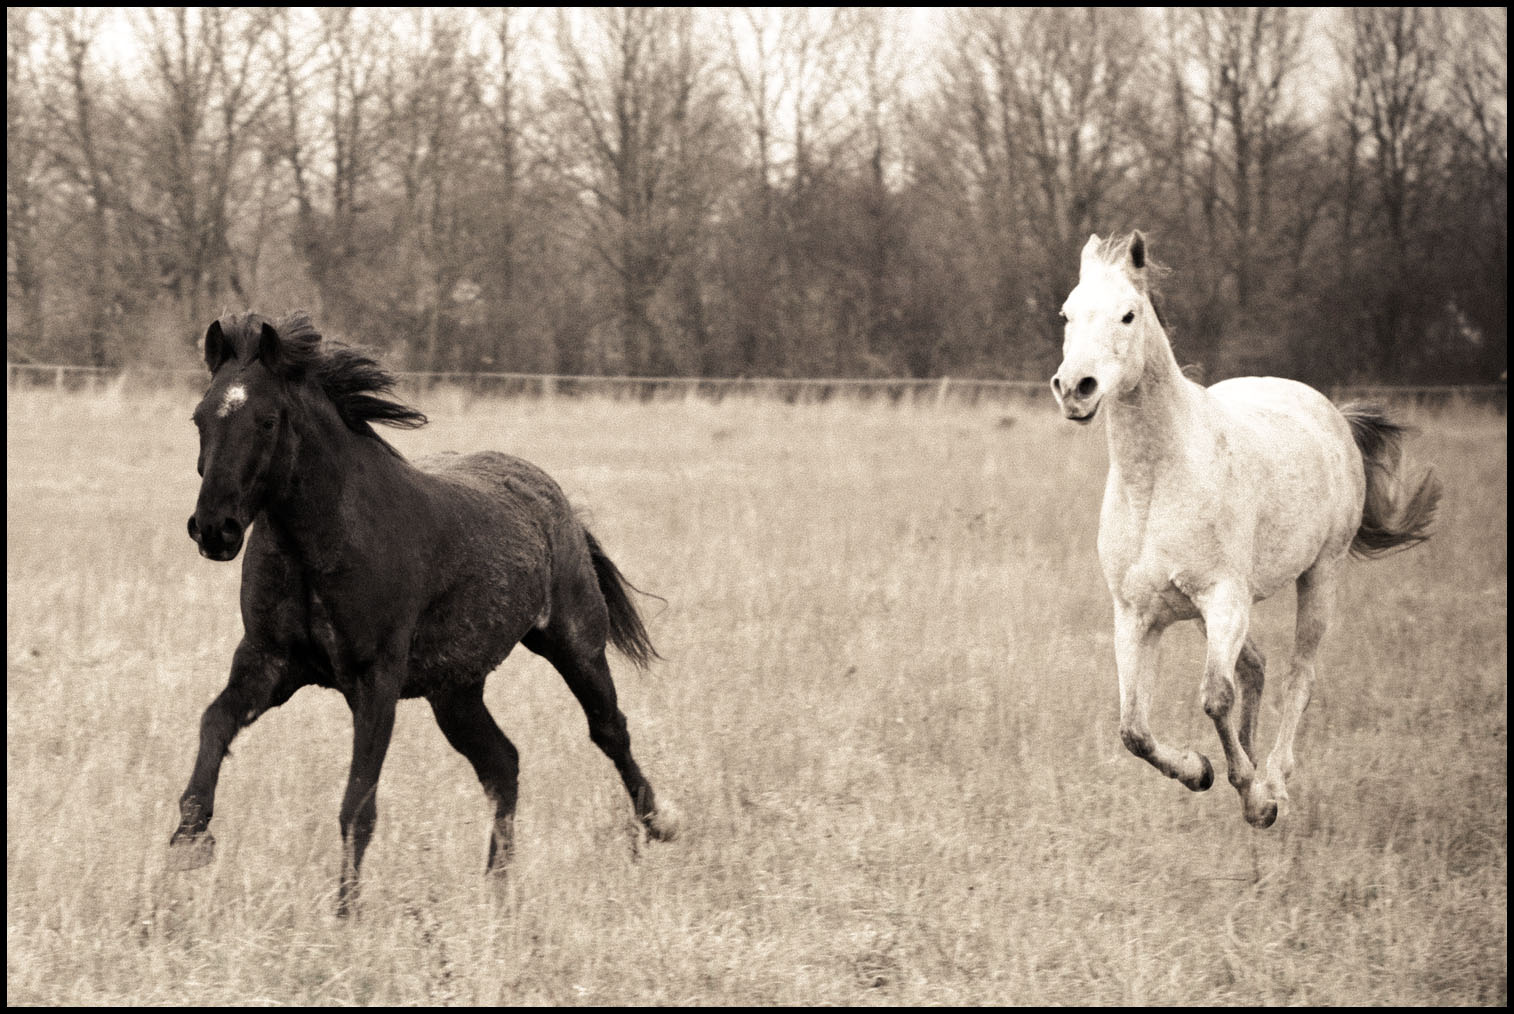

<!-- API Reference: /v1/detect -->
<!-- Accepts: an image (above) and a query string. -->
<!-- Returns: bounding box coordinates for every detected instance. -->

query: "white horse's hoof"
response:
[1180,753,1214,792]
[1247,799,1279,829]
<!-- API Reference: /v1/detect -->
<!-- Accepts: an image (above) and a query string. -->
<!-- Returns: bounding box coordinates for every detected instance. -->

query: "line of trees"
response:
[6,7,1506,384]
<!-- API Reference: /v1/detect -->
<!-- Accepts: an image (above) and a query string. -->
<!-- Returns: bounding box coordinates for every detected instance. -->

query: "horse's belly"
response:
[401,593,541,697]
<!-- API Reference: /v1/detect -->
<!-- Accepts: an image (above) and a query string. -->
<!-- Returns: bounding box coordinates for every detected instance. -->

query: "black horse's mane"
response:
[219,311,428,434]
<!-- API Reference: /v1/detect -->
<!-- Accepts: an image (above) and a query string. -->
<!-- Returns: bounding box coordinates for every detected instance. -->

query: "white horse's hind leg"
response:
[1235,638,1266,763]
[1250,561,1336,822]
[1113,606,1213,791]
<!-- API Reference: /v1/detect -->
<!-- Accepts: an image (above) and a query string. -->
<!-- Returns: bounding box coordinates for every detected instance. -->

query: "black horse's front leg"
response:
[336,666,401,916]
[169,640,295,869]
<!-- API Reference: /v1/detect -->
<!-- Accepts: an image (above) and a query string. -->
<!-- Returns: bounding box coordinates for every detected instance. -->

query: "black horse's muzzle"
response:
[188,513,245,561]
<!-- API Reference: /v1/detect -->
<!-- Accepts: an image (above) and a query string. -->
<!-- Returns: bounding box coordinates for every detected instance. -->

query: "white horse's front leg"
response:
[1113,605,1213,792]
[1251,562,1336,823]
[1196,583,1273,826]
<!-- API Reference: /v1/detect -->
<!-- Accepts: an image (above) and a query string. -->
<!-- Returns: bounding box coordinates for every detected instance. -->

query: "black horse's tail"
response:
[584,529,661,669]
[1341,403,1442,559]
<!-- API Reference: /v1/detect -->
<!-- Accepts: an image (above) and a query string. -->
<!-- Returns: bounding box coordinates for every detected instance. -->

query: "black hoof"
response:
[166,830,216,871]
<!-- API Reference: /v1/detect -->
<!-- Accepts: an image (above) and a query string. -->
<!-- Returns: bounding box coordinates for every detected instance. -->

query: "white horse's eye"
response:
[1058,311,1068,323]
[1121,311,1135,325]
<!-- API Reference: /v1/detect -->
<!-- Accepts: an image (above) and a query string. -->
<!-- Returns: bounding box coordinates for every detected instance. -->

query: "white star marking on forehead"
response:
[218,384,248,418]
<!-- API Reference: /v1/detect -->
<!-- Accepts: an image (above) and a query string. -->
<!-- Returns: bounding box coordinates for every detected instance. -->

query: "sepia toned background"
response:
[6,8,1507,386]
[7,6,1507,1007]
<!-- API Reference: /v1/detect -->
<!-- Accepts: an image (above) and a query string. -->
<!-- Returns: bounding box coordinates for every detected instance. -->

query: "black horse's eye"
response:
[1121,311,1135,325]
[258,416,277,433]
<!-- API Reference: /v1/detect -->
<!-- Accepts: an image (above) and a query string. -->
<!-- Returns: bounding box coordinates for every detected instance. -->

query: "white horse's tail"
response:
[1340,403,1442,559]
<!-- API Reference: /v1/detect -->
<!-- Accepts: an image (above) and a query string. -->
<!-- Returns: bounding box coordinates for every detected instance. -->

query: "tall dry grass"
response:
[6,385,1506,1004]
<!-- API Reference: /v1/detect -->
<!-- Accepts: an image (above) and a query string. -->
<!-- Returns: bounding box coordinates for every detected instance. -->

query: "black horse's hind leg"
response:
[169,640,302,868]
[336,672,399,917]
[428,682,520,874]
[523,631,676,841]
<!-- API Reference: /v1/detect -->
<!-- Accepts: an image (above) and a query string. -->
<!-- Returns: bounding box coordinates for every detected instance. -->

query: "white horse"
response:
[1051,232,1440,827]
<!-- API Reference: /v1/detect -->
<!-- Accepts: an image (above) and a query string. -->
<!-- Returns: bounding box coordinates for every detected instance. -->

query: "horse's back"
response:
[1205,377,1358,481]
[1207,376,1338,432]
[418,450,569,510]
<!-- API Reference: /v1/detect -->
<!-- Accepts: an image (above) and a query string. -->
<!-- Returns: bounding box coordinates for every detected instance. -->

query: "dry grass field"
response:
[6,383,1506,1005]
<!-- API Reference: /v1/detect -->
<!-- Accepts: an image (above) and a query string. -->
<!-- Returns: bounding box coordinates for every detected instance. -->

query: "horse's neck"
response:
[268,408,415,567]
[1104,326,1205,484]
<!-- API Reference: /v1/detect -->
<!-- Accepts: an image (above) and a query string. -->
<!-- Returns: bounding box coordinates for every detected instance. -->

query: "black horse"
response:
[170,311,678,913]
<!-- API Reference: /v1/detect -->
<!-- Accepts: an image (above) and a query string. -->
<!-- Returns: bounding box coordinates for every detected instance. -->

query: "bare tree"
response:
[1338,7,1450,378]
[547,7,727,374]
[1182,9,1309,312]
[7,8,51,358]
[1439,7,1506,380]
[271,7,387,330]
[128,7,278,331]
[472,7,536,370]
[927,8,1146,374]
[373,8,490,371]
[30,9,134,364]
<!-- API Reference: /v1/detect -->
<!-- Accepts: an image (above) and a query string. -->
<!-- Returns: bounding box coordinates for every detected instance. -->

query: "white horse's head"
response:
[1051,232,1154,424]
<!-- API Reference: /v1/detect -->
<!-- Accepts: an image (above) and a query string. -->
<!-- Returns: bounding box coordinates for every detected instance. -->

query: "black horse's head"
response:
[187,312,426,562]
[187,316,297,561]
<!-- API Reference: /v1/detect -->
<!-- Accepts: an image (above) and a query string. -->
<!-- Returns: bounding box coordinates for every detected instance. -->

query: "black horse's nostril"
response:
[220,519,244,546]
[1076,377,1098,400]
[187,516,200,541]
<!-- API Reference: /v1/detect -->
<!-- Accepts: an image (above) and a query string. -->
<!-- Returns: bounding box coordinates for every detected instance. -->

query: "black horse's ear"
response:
[1128,231,1147,271]
[204,320,230,373]
[255,321,281,371]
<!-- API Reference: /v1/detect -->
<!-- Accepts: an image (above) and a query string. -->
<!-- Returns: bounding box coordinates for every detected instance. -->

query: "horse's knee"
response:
[482,770,520,818]
[587,711,631,755]
[1202,670,1235,719]
[199,695,241,742]
[1283,661,1315,704]
[1119,724,1154,759]
[477,736,520,784]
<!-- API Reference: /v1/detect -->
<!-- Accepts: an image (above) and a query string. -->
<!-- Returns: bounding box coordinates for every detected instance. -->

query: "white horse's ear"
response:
[1080,234,1103,268]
